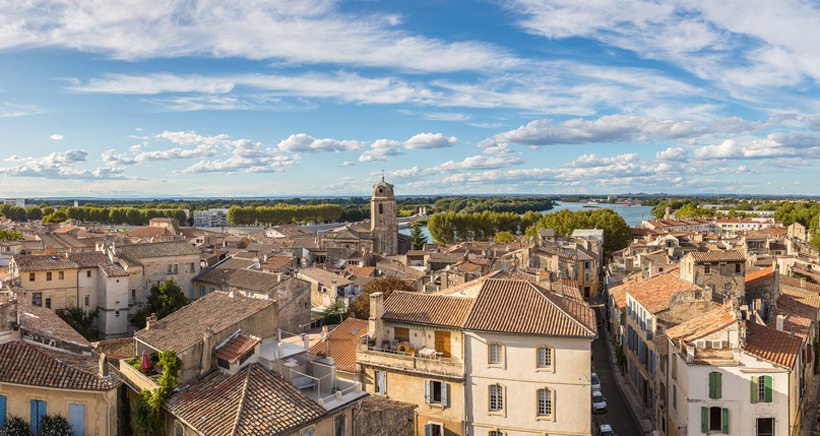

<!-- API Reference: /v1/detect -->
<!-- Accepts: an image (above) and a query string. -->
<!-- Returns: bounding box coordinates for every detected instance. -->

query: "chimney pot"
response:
[776,314,786,332]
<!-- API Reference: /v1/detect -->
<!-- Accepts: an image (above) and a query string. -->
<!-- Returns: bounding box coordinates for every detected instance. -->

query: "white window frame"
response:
[488,343,504,367]
[489,384,505,414]
[536,346,553,370]
[424,422,444,436]
[536,387,553,419]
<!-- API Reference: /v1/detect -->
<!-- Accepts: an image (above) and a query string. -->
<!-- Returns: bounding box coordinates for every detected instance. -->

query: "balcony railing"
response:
[356,343,463,377]
[119,359,159,392]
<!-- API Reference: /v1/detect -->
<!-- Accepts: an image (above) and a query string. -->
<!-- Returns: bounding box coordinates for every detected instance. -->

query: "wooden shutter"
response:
[764,376,773,403]
[424,380,431,404]
[394,327,409,342]
[701,407,709,433]
[721,408,729,434]
[750,376,759,403]
[434,331,451,357]
[709,372,722,399]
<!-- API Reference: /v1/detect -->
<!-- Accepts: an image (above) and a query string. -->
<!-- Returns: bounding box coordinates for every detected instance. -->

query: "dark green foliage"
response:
[432,196,553,214]
[132,279,188,328]
[428,211,537,245]
[529,208,631,260]
[409,223,428,250]
[321,302,347,326]
[227,203,343,225]
[55,306,99,341]
[132,349,181,436]
[494,231,515,243]
[351,277,416,319]
[0,229,23,241]
[0,416,31,436]
[39,415,72,436]
[25,207,43,221]
[42,210,69,223]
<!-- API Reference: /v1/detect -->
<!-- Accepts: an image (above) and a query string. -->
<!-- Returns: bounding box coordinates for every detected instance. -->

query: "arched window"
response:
[536,387,552,417]
[536,346,553,369]
[489,384,504,412]
[378,204,383,214]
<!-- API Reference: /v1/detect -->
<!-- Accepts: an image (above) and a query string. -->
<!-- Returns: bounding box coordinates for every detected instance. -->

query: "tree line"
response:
[433,196,554,214]
[427,210,543,245]
[227,204,344,225]
[0,203,187,226]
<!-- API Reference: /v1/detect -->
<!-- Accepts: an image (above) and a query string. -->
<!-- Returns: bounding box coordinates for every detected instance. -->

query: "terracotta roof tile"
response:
[744,323,802,368]
[118,240,201,259]
[687,250,746,263]
[0,341,118,391]
[665,303,736,344]
[214,332,261,364]
[297,267,353,287]
[135,291,275,352]
[745,265,776,288]
[12,254,76,271]
[464,279,596,337]
[18,302,90,347]
[383,292,474,328]
[625,271,701,314]
[165,363,326,436]
[347,265,376,278]
[308,318,368,373]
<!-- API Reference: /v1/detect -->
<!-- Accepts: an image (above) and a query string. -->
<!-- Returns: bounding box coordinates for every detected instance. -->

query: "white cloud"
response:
[359,139,403,162]
[0,102,42,118]
[656,147,687,162]
[277,133,365,153]
[49,134,64,141]
[0,150,126,180]
[403,132,457,150]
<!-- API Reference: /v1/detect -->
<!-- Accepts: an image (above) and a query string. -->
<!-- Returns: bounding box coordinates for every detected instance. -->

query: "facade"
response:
[192,208,229,228]
[678,251,746,304]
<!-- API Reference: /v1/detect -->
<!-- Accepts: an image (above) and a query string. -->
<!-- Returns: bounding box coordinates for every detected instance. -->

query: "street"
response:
[592,312,643,436]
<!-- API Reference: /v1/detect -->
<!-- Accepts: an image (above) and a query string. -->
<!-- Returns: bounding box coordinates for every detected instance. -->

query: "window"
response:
[300,428,315,436]
[735,263,742,273]
[488,343,503,365]
[536,388,552,417]
[189,262,196,273]
[425,380,449,407]
[757,418,774,436]
[84,295,90,307]
[174,421,184,436]
[708,372,722,399]
[705,264,711,274]
[537,347,552,369]
[58,271,64,280]
[751,375,773,403]
[489,384,504,412]
[167,263,178,274]
[29,272,35,281]
[131,289,136,300]
[115,310,120,317]
[393,327,409,343]
[673,384,677,409]
[69,403,85,436]
[489,431,505,436]
[200,285,206,297]
[672,356,677,380]
[32,292,42,306]
[334,413,345,436]
[46,272,52,281]
[44,298,51,309]
[87,270,92,278]
[375,371,387,395]
[701,406,728,434]
[423,423,443,436]
[378,204,383,214]
[30,399,47,435]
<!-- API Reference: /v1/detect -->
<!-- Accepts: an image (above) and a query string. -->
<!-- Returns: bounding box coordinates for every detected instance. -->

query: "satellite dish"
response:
[697,277,703,284]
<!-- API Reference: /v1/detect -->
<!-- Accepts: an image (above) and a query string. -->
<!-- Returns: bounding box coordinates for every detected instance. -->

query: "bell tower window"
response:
[379,204,383,214]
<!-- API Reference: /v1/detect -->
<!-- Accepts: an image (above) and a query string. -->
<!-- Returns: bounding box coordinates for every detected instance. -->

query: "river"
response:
[399,201,654,241]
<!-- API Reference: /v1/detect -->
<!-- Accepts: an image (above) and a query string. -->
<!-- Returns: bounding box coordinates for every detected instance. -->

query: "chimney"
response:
[776,314,785,332]
[200,326,214,375]
[98,352,108,377]
[146,314,157,330]
[302,333,310,350]
[369,292,385,341]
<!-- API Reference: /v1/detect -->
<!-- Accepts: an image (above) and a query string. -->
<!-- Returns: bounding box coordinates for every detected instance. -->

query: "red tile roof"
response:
[745,265,776,288]
[214,332,261,364]
[308,318,368,373]
[383,292,474,328]
[744,323,802,369]
[165,363,327,436]
[624,271,701,314]
[687,250,746,263]
[665,303,736,344]
[0,341,118,391]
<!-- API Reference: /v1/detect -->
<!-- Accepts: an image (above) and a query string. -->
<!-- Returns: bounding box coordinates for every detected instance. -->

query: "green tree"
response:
[55,306,99,341]
[531,208,631,260]
[39,415,72,436]
[351,277,415,319]
[42,209,69,223]
[0,416,32,436]
[494,231,515,243]
[132,349,181,436]
[409,223,428,250]
[26,207,43,221]
[42,206,55,216]
[0,229,23,241]
[133,279,189,328]
[322,301,346,325]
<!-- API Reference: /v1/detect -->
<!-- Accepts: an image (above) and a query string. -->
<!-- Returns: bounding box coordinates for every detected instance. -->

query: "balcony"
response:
[119,359,159,392]
[356,341,463,378]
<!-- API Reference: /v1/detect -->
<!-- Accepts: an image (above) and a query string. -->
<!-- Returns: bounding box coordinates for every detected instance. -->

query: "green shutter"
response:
[709,372,722,399]
[715,372,722,398]
[709,373,715,398]
[764,375,773,403]
[721,408,729,434]
[701,407,709,433]
[750,376,759,403]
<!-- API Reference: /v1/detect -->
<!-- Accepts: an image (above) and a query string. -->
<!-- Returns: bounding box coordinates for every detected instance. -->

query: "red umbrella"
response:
[140,350,150,371]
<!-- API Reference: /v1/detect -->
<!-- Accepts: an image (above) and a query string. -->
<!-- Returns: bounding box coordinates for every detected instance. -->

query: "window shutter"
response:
[750,376,759,403]
[721,408,729,434]
[442,383,449,408]
[708,372,715,398]
[424,380,431,404]
[764,376,773,403]
[701,407,708,433]
[424,424,431,436]
[0,396,6,429]
[31,400,37,436]
[714,372,722,398]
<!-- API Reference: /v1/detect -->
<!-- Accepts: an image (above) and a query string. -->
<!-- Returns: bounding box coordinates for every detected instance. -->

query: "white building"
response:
[193,208,229,228]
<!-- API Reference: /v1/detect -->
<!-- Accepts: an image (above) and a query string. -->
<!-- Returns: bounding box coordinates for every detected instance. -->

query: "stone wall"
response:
[356,396,416,436]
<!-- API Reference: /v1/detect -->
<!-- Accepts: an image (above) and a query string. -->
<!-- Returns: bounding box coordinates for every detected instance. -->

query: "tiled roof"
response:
[665,303,736,344]
[262,255,296,271]
[135,291,275,352]
[687,250,746,263]
[308,318,368,373]
[297,267,353,287]
[226,269,281,293]
[165,363,326,436]
[12,254,76,271]
[18,302,91,347]
[0,341,118,391]
[127,226,175,238]
[70,252,129,277]
[609,283,627,310]
[383,291,474,328]
[347,265,375,278]
[654,334,669,355]
[775,286,820,320]
[464,279,596,337]
[214,332,261,364]
[118,240,201,259]
[744,322,802,369]
[745,265,776,288]
[625,271,701,314]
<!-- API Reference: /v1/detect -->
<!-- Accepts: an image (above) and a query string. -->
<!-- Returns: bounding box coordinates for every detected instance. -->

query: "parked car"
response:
[592,390,607,413]
[591,372,601,391]
[598,423,616,436]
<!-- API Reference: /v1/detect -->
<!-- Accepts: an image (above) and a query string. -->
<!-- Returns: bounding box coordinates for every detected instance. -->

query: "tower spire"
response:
[381,169,385,182]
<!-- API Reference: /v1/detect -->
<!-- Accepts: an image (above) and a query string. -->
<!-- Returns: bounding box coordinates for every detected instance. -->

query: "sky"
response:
[1,0,819,198]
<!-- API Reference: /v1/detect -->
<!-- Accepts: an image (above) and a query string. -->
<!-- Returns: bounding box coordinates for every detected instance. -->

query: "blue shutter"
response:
[30,400,46,435]
[424,424,432,436]
[69,404,85,436]
[0,396,6,429]
[649,351,655,375]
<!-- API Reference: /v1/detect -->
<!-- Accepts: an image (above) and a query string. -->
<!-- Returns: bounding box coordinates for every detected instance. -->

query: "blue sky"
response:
[1,0,819,197]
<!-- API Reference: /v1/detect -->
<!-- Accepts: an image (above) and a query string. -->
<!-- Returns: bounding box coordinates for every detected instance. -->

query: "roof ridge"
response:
[230,365,254,436]
[528,282,596,337]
